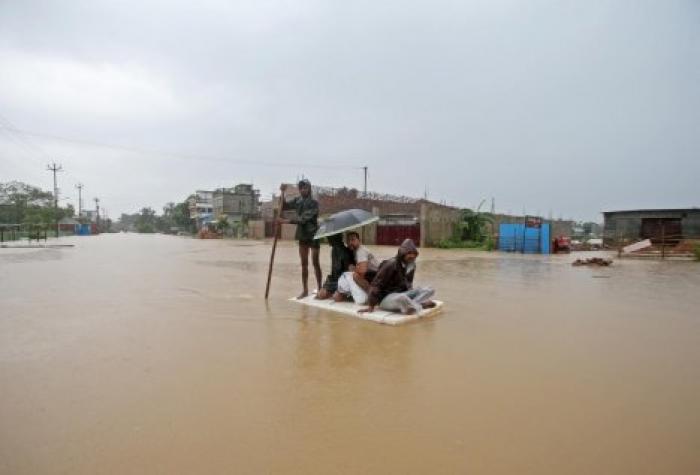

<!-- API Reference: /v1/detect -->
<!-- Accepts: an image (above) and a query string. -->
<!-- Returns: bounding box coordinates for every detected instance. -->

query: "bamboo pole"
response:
[264,188,286,299]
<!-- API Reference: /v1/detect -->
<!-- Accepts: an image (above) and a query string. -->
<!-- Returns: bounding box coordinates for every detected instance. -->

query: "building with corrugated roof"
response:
[603,208,700,245]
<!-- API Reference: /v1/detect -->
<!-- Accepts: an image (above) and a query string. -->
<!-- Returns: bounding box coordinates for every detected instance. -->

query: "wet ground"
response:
[1,233,699,474]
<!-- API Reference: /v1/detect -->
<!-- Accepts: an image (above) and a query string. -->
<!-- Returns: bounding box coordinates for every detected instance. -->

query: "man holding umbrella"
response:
[311,209,380,302]
[278,179,322,299]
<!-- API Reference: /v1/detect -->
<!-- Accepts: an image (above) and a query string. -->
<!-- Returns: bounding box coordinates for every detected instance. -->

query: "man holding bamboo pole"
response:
[277,179,322,299]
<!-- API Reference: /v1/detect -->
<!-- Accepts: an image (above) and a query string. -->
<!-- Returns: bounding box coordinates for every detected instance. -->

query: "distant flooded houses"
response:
[185,181,607,251]
[603,208,700,245]
[189,185,261,232]
[262,184,459,247]
[188,190,214,230]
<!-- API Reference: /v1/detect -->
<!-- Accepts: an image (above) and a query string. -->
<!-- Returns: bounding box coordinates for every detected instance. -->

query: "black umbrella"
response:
[314,209,379,240]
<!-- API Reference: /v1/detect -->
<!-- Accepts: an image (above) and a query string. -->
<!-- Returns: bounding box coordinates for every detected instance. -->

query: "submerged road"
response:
[1,233,699,474]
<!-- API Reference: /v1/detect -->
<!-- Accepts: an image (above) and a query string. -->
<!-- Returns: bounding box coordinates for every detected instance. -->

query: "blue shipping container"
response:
[498,223,550,254]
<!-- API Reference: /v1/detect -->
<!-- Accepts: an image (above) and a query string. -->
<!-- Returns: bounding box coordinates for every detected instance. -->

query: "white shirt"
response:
[355,245,380,272]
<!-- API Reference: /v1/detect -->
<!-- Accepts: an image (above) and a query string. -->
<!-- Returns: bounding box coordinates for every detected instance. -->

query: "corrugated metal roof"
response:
[602,208,700,215]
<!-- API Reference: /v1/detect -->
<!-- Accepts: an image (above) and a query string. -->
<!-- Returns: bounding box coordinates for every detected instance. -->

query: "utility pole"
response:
[491,197,495,214]
[363,166,368,197]
[75,183,84,218]
[94,197,100,231]
[47,162,63,237]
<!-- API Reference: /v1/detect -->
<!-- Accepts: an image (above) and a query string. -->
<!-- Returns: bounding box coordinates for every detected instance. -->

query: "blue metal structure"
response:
[498,222,550,254]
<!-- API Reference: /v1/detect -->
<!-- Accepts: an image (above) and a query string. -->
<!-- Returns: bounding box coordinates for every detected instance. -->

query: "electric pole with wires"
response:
[94,197,100,231]
[363,166,368,197]
[75,183,84,218]
[47,162,63,237]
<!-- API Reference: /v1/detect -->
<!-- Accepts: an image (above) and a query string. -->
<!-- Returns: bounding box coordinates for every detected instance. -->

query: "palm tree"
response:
[216,216,230,234]
[458,200,494,242]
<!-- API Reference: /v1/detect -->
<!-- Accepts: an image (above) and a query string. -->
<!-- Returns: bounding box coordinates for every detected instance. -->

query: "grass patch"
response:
[437,237,494,250]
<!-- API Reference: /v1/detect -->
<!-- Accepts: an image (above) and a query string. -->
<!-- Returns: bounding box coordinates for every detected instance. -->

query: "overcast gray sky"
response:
[1,0,698,221]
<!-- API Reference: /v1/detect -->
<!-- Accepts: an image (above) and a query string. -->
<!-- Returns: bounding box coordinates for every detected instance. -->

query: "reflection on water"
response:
[1,233,699,474]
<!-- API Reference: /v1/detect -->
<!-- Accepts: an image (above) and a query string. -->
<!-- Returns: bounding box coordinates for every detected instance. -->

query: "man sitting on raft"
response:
[316,233,354,300]
[359,239,436,315]
[334,231,380,304]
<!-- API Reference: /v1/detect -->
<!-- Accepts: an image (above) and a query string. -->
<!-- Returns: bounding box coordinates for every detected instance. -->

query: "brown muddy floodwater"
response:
[1,233,699,474]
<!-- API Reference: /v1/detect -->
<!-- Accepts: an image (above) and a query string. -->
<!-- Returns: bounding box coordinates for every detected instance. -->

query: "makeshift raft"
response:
[289,294,443,325]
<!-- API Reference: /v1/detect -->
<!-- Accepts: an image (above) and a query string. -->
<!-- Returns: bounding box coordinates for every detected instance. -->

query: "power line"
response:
[0,125,363,170]
[0,127,48,168]
[0,114,51,162]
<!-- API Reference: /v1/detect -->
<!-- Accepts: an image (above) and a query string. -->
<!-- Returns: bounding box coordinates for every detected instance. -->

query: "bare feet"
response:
[421,301,437,309]
[296,291,309,300]
[316,289,330,300]
[405,308,417,315]
[333,292,346,302]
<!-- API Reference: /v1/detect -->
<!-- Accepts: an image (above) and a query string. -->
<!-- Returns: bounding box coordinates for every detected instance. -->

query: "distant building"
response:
[603,208,700,245]
[263,184,459,247]
[58,217,80,233]
[189,190,214,229]
[490,214,574,238]
[212,184,261,224]
[82,210,98,223]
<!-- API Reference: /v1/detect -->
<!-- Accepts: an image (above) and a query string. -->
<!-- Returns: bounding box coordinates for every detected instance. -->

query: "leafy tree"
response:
[216,216,230,232]
[136,207,157,233]
[0,181,54,224]
[457,200,494,242]
[159,200,194,233]
[116,213,140,232]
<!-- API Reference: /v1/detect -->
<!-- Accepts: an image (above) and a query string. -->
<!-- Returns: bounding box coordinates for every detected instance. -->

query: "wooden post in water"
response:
[264,189,286,299]
[661,222,665,260]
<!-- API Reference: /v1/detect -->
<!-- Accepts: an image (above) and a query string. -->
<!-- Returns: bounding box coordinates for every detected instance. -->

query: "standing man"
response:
[278,179,322,299]
[359,239,436,315]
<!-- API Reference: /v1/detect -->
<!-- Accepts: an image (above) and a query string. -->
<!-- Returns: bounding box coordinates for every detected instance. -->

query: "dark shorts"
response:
[298,239,321,249]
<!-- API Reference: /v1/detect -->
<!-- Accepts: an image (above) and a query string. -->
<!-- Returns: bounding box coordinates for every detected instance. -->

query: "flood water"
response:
[1,233,699,474]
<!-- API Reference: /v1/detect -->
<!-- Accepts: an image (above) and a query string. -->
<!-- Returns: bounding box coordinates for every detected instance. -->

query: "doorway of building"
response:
[640,218,682,243]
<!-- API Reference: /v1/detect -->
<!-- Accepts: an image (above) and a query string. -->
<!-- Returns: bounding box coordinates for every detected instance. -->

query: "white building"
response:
[188,190,214,229]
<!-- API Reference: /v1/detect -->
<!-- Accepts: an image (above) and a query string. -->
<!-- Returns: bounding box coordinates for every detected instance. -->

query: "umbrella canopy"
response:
[314,209,379,240]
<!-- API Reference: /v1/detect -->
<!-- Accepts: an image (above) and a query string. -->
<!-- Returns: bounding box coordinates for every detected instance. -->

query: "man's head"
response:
[346,231,361,250]
[298,179,312,198]
[327,233,344,247]
[397,238,419,264]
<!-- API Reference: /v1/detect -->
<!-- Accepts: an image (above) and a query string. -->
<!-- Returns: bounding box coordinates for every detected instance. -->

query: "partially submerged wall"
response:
[419,203,461,247]
[248,220,265,240]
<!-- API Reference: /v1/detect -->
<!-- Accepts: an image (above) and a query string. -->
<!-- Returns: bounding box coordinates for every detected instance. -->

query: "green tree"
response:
[0,181,53,224]
[172,201,194,232]
[457,200,494,242]
[216,216,230,233]
[136,207,157,233]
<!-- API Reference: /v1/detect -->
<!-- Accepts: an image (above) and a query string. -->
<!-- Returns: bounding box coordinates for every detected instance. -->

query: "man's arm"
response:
[280,195,297,212]
[352,261,371,292]
[366,261,391,308]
